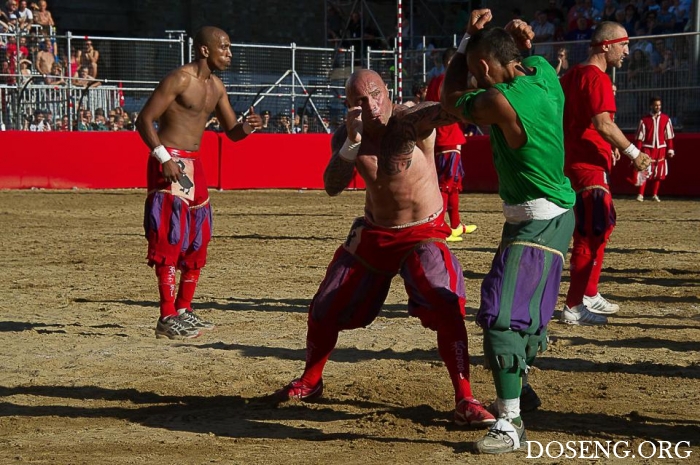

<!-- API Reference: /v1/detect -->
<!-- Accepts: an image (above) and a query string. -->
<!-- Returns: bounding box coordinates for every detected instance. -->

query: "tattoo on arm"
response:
[400,101,461,133]
[324,127,356,196]
[373,102,457,176]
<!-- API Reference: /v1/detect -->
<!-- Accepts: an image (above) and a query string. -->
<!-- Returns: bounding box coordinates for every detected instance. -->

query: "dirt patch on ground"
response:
[1,189,698,464]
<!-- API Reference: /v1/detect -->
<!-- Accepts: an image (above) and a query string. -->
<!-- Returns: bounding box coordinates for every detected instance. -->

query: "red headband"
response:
[591,36,629,47]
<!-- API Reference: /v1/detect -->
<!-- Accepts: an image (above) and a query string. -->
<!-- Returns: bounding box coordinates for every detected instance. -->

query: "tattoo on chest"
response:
[378,121,416,176]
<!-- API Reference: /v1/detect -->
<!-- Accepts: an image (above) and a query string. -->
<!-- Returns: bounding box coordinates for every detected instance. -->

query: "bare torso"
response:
[36,51,53,75]
[355,106,443,227]
[157,64,224,151]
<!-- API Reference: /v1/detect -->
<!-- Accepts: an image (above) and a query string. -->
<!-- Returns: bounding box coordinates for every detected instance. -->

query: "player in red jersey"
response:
[559,21,651,325]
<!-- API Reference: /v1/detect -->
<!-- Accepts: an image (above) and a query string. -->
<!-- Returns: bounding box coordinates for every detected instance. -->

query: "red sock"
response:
[155,265,177,319]
[299,317,338,387]
[566,241,594,308]
[651,180,661,196]
[447,190,461,229]
[436,317,473,403]
[175,268,201,312]
[585,240,607,297]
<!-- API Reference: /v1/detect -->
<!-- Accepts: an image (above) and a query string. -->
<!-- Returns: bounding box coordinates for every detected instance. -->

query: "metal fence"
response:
[1,28,699,132]
[212,42,354,134]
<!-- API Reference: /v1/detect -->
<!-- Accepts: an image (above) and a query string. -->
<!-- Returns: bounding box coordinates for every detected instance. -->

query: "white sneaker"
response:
[583,293,620,315]
[560,304,608,325]
[474,418,526,454]
[652,195,661,202]
[636,194,644,202]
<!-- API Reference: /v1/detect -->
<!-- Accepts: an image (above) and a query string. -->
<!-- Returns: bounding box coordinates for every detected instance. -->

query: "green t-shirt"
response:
[456,55,575,209]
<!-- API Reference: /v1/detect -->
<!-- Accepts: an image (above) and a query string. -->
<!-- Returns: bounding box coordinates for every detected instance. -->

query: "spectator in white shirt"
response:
[29,109,51,131]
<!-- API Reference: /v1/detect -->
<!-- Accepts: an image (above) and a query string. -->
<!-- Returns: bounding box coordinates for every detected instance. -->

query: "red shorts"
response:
[309,214,466,331]
[144,148,212,269]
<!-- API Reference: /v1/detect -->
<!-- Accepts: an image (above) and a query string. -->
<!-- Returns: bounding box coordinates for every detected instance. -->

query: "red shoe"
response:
[274,378,324,402]
[454,398,497,428]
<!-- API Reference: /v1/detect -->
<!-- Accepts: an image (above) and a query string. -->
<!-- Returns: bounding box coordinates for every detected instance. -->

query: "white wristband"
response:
[339,138,361,162]
[457,33,471,54]
[151,145,172,164]
[622,143,640,160]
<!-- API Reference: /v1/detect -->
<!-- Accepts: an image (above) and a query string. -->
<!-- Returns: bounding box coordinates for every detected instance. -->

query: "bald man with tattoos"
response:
[274,68,496,428]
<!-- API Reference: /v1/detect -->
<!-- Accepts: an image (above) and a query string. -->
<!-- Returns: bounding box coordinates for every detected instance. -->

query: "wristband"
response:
[151,145,172,164]
[339,138,361,162]
[457,33,471,54]
[667,149,674,155]
[622,143,640,160]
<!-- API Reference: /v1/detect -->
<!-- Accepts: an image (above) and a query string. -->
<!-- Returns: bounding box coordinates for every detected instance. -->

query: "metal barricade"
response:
[2,29,698,132]
[209,43,353,133]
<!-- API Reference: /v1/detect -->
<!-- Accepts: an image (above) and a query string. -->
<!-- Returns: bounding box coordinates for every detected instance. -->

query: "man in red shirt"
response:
[559,21,650,325]
[425,47,477,242]
[632,96,676,202]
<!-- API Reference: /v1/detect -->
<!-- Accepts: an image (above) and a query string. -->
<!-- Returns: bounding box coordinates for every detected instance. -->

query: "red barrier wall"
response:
[463,134,700,197]
[219,134,330,189]
[0,131,220,189]
[0,131,698,197]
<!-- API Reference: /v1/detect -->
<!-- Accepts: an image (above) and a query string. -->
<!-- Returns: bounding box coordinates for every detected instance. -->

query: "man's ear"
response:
[200,45,210,58]
[480,58,490,78]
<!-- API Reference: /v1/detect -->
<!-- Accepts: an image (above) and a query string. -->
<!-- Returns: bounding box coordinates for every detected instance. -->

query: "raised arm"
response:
[442,9,494,119]
[394,101,460,139]
[324,107,362,196]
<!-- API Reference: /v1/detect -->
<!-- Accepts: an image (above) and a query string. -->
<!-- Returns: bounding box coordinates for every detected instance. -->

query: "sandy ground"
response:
[1,189,698,465]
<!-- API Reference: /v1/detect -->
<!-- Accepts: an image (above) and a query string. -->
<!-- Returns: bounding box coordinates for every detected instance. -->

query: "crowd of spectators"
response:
[2,1,696,132]
[21,106,137,131]
[1,0,113,130]
[526,0,693,64]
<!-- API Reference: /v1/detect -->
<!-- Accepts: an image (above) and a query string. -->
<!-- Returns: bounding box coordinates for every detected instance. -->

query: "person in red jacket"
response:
[425,47,477,242]
[632,96,676,202]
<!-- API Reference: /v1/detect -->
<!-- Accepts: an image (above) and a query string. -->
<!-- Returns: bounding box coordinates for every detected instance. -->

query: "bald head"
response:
[194,26,228,55]
[345,69,383,95]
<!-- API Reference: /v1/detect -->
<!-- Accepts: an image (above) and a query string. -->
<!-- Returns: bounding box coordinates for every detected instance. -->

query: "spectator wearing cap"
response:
[259,110,273,133]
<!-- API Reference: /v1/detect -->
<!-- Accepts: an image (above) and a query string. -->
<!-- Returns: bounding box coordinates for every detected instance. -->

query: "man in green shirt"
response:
[442,9,575,454]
